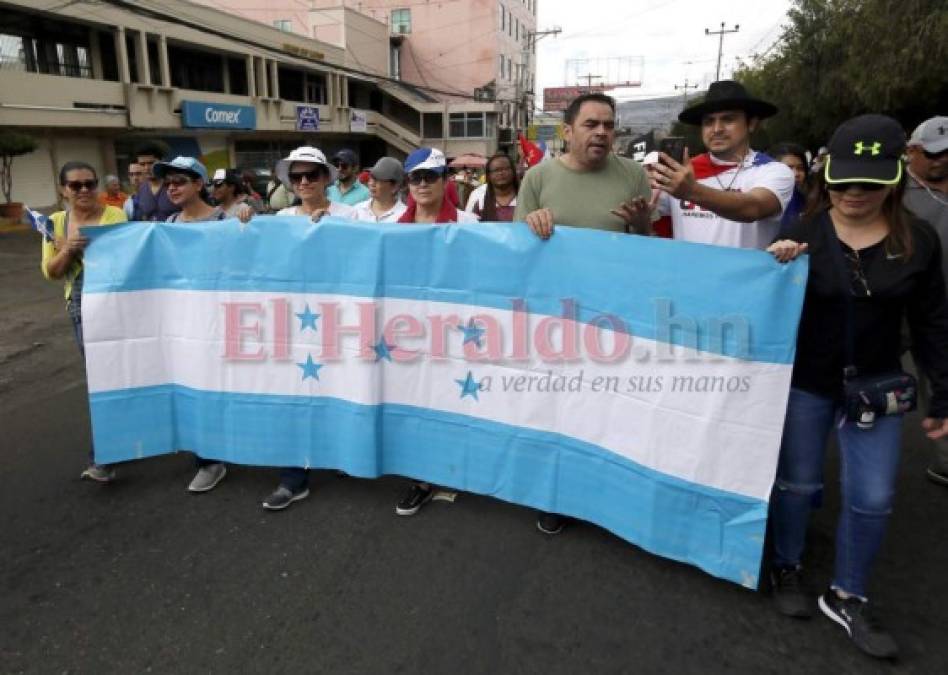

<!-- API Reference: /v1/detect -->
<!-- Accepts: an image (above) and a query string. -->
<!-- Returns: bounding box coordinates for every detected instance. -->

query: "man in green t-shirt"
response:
[514,93,655,536]
[514,92,655,237]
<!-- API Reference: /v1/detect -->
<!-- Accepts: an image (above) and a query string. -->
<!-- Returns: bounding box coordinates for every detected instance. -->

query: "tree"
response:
[733,0,948,150]
[0,130,39,204]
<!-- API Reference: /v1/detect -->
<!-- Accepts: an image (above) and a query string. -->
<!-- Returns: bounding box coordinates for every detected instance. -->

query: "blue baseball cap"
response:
[153,156,209,182]
[404,147,447,174]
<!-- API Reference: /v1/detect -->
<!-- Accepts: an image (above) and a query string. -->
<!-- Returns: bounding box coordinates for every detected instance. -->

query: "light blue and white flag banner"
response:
[81,218,808,587]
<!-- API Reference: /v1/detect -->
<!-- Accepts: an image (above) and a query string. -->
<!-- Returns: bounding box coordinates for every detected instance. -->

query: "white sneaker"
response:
[188,463,227,492]
[81,464,115,483]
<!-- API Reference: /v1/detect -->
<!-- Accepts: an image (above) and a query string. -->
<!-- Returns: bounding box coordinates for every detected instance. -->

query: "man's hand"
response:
[611,190,661,235]
[235,203,254,224]
[649,148,697,200]
[923,417,948,440]
[525,208,555,240]
[766,239,809,263]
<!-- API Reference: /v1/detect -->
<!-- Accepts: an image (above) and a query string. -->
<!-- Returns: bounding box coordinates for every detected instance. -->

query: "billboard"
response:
[542,86,609,112]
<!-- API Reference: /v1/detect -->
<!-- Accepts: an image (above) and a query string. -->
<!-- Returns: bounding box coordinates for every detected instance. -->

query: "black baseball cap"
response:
[824,114,905,185]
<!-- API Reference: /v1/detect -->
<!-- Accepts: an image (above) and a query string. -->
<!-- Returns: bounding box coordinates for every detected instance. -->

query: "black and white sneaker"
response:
[395,483,433,516]
[818,590,898,659]
[536,512,565,535]
[770,566,813,618]
[262,486,310,511]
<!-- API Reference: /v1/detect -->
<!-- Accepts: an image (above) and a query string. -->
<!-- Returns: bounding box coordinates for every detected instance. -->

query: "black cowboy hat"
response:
[678,80,778,126]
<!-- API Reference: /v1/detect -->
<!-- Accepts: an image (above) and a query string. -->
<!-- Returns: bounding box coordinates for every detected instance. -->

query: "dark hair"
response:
[564,93,616,125]
[481,153,519,222]
[769,142,808,169]
[59,161,97,185]
[135,141,167,160]
[804,172,913,261]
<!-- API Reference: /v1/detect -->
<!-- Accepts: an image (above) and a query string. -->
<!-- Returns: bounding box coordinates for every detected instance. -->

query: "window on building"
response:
[168,45,224,93]
[508,12,513,36]
[305,72,328,104]
[499,3,505,31]
[390,42,401,79]
[273,19,292,32]
[449,112,486,138]
[0,33,92,79]
[391,9,411,34]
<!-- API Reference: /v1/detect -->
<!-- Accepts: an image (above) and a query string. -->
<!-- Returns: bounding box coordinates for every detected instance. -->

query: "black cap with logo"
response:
[824,114,906,185]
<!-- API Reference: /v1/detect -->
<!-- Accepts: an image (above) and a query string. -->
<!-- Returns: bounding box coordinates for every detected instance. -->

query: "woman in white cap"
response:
[275,146,356,221]
[352,157,408,223]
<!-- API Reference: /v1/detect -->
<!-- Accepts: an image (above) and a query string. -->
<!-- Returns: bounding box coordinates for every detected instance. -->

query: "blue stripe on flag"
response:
[90,384,768,587]
[81,219,807,364]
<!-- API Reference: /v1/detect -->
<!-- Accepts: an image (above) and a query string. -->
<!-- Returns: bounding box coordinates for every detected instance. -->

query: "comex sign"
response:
[181,100,257,130]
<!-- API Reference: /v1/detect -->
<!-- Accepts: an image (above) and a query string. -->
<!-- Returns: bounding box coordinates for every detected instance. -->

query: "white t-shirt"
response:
[657,151,794,250]
[455,209,480,224]
[352,198,408,223]
[277,202,356,219]
[464,183,517,213]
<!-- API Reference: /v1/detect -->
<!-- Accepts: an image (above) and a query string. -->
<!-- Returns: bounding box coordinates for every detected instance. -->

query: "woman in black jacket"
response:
[766,114,948,659]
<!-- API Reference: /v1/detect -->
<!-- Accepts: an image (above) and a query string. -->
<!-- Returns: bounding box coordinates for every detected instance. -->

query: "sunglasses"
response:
[212,180,229,188]
[288,169,326,183]
[408,170,442,185]
[923,148,948,160]
[65,179,98,192]
[332,161,351,169]
[827,182,886,192]
[164,174,196,187]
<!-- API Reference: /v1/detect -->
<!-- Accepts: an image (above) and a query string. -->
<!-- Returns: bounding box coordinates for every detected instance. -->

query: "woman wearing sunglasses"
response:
[151,156,245,493]
[766,115,948,659]
[394,147,478,517]
[274,146,356,221]
[41,161,128,483]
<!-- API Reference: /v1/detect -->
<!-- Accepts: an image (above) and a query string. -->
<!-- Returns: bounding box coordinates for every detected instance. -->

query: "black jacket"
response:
[781,209,948,417]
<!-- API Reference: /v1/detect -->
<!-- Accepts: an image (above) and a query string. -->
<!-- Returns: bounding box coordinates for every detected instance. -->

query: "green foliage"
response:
[734,0,948,150]
[0,130,39,203]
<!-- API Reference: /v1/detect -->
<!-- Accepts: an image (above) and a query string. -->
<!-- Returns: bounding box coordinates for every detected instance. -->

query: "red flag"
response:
[518,133,544,167]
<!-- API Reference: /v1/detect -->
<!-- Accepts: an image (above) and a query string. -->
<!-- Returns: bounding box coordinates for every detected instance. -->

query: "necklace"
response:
[712,151,748,192]
[908,168,948,207]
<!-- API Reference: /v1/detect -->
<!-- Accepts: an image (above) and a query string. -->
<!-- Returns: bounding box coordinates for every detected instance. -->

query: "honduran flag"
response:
[80,218,807,587]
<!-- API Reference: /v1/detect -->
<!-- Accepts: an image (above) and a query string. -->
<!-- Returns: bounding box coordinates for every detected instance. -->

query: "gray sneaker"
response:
[188,463,227,493]
[262,485,310,511]
[81,464,115,483]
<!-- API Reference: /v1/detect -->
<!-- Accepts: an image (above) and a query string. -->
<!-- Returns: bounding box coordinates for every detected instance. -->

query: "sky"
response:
[535,0,793,104]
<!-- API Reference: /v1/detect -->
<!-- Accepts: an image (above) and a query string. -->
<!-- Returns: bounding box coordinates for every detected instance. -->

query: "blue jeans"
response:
[770,388,903,598]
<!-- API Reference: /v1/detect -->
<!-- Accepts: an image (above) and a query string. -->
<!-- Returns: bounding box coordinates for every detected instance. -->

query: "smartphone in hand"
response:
[659,137,686,165]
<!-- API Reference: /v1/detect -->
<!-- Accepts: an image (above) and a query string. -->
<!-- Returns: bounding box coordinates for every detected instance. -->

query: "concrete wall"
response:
[10,134,111,209]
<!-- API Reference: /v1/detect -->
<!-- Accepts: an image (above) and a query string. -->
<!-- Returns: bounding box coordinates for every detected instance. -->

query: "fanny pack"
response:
[831,226,917,429]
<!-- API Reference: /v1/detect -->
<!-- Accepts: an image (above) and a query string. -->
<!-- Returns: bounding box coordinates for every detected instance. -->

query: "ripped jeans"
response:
[770,388,903,599]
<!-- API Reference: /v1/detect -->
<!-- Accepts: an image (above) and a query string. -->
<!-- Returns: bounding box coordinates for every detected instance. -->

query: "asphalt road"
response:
[1,229,947,674]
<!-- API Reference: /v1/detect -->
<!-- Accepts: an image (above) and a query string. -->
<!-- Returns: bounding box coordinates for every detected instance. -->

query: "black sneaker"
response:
[262,486,310,511]
[818,590,899,659]
[770,566,813,618]
[536,512,565,535]
[395,483,433,516]
[926,467,948,487]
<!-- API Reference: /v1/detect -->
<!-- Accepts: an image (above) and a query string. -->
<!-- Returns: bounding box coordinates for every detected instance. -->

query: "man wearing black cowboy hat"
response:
[649,80,795,249]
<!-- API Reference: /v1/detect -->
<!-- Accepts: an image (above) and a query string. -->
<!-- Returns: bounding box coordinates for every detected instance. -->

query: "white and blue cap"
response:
[404,147,447,174]
[152,156,208,182]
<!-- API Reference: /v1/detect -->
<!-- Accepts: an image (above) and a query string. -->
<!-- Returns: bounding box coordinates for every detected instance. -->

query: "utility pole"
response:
[705,22,740,81]
[674,78,698,107]
[518,27,560,145]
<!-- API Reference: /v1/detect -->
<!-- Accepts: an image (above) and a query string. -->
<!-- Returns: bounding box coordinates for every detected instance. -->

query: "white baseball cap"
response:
[907,116,948,154]
[276,146,338,187]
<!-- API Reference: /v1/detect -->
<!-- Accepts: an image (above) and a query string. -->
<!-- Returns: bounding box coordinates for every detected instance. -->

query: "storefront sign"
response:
[181,101,257,130]
[296,105,320,131]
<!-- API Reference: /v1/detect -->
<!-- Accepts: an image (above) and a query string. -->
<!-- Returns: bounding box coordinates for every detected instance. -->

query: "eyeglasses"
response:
[212,180,228,188]
[163,175,195,187]
[408,170,442,185]
[288,169,325,183]
[827,182,886,192]
[923,148,948,160]
[65,179,98,192]
[332,161,351,170]
[488,165,513,174]
[844,250,871,297]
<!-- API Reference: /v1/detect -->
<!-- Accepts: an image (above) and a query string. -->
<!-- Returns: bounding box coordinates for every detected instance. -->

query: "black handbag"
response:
[829,224,917,429]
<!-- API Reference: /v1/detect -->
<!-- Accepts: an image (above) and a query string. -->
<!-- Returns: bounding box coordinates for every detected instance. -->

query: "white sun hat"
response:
[276,146,338,187]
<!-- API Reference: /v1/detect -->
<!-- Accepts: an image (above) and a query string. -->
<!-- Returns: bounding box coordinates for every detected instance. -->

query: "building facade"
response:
[0,0,498,208]
[201,0,539,156]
